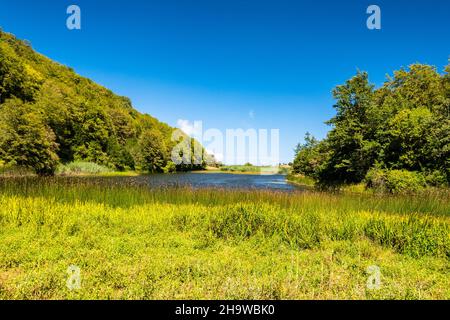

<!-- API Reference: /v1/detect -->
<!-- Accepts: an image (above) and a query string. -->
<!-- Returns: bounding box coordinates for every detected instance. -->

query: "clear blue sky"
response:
[1,0,449,163]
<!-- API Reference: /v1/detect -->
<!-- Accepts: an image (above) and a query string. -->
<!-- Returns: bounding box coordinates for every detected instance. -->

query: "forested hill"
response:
[0,29,206,175]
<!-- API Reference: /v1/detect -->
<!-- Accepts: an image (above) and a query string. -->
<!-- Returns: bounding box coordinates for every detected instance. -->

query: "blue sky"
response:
[1,0,449,163]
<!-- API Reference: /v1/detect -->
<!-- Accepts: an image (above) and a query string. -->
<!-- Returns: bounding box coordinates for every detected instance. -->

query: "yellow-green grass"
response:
[0,177,449,299]
[286,174,316,187]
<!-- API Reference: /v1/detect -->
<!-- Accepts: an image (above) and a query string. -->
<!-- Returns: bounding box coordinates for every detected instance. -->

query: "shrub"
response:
[277,166,291,175]
[365,168,387,191]
[365,169,426,194]
[163,161,177,173]
[424,170,448,187]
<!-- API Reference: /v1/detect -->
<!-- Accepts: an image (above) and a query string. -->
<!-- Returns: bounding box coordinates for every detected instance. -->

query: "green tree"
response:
[0,31,198,174]
[293,63,450,188]
[0,42,39,103]
[138,129,167,172]
[0,98,59,175]
[292,132,322,177]
[317,71,376,185]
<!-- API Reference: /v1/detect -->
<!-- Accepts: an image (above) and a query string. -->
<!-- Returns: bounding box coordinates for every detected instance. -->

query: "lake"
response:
[142,172,298,190]
[70,172,300,191]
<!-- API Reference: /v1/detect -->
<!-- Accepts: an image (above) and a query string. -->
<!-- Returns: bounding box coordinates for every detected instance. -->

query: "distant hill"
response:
[0,29,207,174]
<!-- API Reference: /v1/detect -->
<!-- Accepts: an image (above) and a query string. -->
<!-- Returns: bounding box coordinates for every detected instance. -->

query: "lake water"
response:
[90,172,299,191]
[145,172,297,190]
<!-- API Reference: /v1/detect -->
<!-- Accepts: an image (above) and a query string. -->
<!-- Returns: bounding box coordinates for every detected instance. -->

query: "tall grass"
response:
[56,161,113,175]
[2,177,448,213]
[286,174,315,187]
[0,177,448,299]
[5,178,449,258]
[0,165,34,177]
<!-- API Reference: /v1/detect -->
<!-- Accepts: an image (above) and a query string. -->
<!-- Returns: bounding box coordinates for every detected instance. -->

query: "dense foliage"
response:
[0,30,207,175]
[293,62,450,191]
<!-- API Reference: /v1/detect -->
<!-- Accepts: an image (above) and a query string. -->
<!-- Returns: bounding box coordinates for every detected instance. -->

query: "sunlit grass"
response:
[56,161,113,175]
[286,173,315,187]
[0,177,448,299]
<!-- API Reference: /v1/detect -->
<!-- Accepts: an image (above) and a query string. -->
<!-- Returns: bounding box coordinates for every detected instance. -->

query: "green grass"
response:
[219,165,268,173]
[286,173,316,187]
[0,163,34,177]
[56,161,113,176]
[0,177,449,299]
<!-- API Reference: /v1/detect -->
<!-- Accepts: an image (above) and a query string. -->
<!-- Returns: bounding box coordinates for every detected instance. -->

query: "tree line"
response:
[293,62,450,192]
[0,30,209,175]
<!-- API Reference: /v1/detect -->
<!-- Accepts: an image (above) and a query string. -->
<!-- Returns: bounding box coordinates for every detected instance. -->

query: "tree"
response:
[317,71,376,185]
[383,107,433,170]
[293,63,450,187]
[0,31,196,175]
[0,98,59,175]
[138,129,167,172]
[292,132,322,177]
[0,42,40,103]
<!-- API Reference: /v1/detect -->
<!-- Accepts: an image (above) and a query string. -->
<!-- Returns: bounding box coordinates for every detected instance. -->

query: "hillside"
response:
[0,29,206,175]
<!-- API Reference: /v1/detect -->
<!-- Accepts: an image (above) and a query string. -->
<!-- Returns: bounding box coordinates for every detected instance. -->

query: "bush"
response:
[365,168,386,190]
[365,169,426,194]
[424,170,448,187]
[277,166,291,175]
[56,161,112,175]
[163,161,177,173]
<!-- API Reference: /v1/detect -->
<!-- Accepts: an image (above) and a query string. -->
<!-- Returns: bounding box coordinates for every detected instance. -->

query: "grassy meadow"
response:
[0,177,449,300]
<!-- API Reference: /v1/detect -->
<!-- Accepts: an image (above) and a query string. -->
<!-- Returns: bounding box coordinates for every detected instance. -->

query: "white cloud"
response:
[176,119,202,137]
[248,110,255,119]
